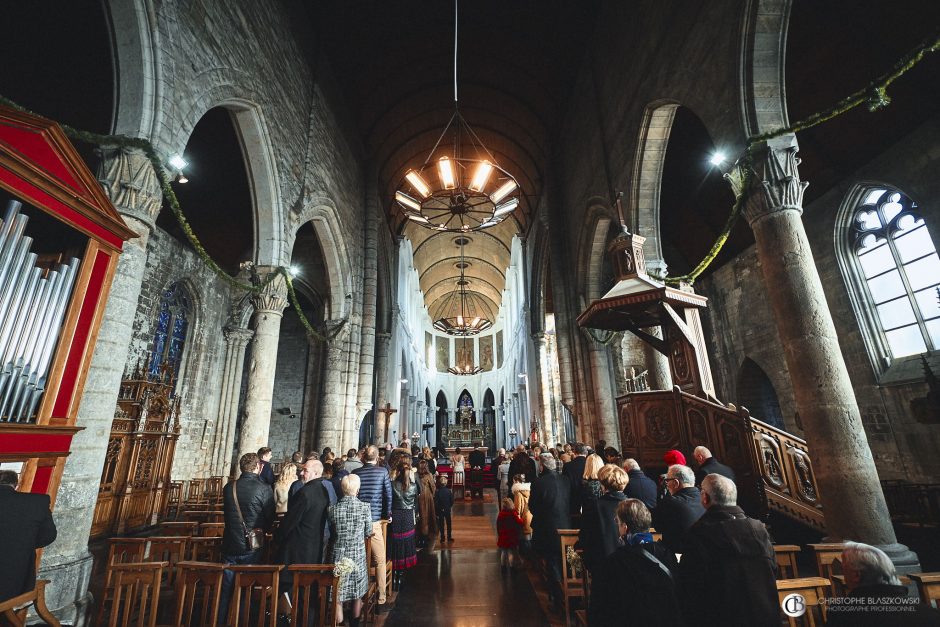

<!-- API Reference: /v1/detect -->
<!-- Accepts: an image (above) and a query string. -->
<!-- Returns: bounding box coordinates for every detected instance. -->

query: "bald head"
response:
[693,445,712,465]
[303,458,323,482]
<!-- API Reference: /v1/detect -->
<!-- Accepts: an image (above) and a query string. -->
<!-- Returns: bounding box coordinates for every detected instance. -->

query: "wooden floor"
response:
[381,498,561,627]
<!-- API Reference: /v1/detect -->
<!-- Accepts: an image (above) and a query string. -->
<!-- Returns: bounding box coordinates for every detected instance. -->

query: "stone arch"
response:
[736,357,784,428]
[630,100,680,277]
[290,197,352,321]
[106,0,161,139]
[579,202,621,303]
[739,0,792,137]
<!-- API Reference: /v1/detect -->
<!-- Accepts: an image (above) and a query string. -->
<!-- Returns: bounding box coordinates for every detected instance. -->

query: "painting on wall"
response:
[479,334,494,371]
[456,338,475,371]
[496,330,504,368]
[436,335,450,373]
[425,332,433,367]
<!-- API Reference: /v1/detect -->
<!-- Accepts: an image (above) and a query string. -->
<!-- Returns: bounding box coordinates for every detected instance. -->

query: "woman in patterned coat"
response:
[328,473,373,626]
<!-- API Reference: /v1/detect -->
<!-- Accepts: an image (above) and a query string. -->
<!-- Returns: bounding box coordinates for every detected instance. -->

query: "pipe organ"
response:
[0,104,134,505]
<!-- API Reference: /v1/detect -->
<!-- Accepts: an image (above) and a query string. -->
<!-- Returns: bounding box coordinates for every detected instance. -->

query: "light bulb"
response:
[709,151,726,167]
[490,179,518,204]
[169,154,187,170]
[396,191,421,211]
[469,160,493,192]
[438,157,456,190]
[405,170,432,198]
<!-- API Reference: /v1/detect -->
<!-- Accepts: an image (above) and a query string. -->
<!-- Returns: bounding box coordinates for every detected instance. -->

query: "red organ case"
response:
[0,104,134,504]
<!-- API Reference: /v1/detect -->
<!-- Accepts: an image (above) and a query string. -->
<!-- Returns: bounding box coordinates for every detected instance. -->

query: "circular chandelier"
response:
[448,363,483,376]
[432,238,493,336]
[394,0,521,232]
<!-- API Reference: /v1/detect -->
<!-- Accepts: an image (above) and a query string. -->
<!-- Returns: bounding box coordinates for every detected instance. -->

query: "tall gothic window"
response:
[850,188,940,361]
[149,283,192,378]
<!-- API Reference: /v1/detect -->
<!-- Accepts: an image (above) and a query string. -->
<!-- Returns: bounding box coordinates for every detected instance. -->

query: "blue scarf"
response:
[623,532,654,547]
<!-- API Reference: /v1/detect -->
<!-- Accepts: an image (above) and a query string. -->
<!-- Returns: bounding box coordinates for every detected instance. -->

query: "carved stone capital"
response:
[97,146,162,226]
[249,269,289,314]
[731,138,810,226]
[223,326,254,347]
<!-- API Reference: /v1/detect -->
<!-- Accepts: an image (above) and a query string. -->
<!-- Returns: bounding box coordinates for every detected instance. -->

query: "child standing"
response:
[434,474,454,543]
[496,497,524,571]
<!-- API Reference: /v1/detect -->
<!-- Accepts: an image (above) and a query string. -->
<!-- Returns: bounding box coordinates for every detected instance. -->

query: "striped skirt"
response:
[390,508,418,570]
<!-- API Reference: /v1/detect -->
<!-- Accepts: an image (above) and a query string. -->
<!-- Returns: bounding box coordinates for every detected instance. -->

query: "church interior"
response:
[1,0,940,625]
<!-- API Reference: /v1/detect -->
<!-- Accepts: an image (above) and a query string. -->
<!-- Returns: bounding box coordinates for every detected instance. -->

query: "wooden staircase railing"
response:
[617,386,825,531]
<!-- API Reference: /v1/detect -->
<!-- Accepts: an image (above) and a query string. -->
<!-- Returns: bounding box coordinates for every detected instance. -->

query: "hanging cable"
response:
[453,0,459,103]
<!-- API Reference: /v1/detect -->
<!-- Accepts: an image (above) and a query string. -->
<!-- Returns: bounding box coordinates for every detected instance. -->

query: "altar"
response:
[441,397,493,449]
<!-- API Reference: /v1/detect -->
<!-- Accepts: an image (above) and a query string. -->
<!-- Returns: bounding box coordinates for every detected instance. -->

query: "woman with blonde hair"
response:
[274,461,297,514]
[580,453,605,512]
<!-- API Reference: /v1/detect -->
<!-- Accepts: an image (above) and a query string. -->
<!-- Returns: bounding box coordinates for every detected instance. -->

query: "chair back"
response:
[228,564,282,627]
[0,580,60,627]
[558,529,584,627]
[166,481,184,519]
[189,536,223,562]
[185,480,205,504]
[808,542,845,580]
[174,561,225,626]
[160,521,199,537]
[147,537,190,586]
[103,538,149,587]
[103,561,167,627]
[776,577,830,627]
[909,572,940,608]
[200,522,226,537]
[774,544,802,579]
[287,565,340,627]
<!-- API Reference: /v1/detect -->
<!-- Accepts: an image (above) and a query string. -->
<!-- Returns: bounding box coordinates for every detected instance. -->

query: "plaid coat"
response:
[328,495,372,601]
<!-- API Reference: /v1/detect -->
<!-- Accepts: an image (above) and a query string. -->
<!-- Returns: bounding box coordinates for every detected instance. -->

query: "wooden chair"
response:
[774,544,802,579]
[147,537,190,588]
[776,577,830,627]
[205,476,224,501]
[101,561,167,627]
[174,561,225,626]
[160,521,199,537]
[227,564,282,627]
[908,573,940,607]
[0,580,60,627]
[102,538,150,587]
[166,481,184,520]
[185,480,205,505]
[200,522,226,538]
[558,529,584,627]
[287,564,339,627]
[808,542,844,580]
[189,536,223,562]
[366,520,393,603]
[362,536,378,626]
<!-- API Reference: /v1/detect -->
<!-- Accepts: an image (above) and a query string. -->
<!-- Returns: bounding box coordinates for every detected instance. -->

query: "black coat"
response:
[0,486,57,603]
[259,459,275,485]
[677,505,778,627]
[578,490,626,572]
[508,453,537,483]
[694,457,737,486]
[562,456,586,515]
[528,471,571,556]
[588,542,684,627]
[625,469,658,510]
[652,487,705,552]
[468,449,486,468]
[276,479,331,567]
[222,473,275,556]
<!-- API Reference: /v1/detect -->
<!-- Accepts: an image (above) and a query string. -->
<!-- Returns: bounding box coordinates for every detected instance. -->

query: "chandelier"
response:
[449,339,483,376]
[448,363,483,376]
[394,1,521,232]
[432,238,493,336]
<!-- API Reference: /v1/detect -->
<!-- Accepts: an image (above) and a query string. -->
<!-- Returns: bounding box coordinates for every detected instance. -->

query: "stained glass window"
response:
[149,283,191,378]
[852,189,940,359]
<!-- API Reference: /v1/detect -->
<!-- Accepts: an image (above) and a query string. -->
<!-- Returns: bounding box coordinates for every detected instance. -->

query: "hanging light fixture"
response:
[432,237,493,336]
[394,0,521,232]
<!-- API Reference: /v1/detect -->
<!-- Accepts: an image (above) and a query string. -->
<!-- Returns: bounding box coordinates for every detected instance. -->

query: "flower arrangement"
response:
[565,545,583,578]
[334,557,356,582]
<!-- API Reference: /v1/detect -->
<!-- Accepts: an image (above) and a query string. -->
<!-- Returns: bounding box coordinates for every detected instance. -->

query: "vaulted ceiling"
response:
[310,1,599,316]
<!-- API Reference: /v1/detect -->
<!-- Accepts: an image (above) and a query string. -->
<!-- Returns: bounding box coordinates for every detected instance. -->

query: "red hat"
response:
[663,449,686,466]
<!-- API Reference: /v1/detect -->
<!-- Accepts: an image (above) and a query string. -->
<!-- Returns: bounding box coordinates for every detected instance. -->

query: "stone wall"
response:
[698,114,940,483]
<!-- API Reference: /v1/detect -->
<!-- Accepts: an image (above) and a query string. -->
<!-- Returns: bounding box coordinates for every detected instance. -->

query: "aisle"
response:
[382,500,553,626]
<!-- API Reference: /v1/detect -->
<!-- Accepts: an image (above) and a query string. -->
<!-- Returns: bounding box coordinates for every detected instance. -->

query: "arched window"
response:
[849,188,940,363]
[149,283,192,379]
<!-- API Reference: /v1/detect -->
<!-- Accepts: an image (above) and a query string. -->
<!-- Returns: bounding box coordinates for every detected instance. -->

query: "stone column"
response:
[316,326,349,450]
[642,327,672,390]
[533,333,554,444]
[356,188,379,445]
[373,332,391,443]
[740,137,917,569]
[38,147,161,624]
[213,326,253,476]
[236,270,288,456]
[587,338,618,448]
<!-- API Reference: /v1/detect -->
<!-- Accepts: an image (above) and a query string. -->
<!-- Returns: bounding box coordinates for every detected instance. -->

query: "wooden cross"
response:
[378,403,397,443]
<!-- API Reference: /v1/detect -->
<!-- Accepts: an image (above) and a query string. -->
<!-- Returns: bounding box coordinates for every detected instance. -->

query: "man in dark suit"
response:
[529,453,571,605]
[652,464,705,552]
[257,446,275,485]
[623,458,658,510]
[562,443,587,520]
[276,458,331,589]
[0,470,57,603]
[693,446,737,486]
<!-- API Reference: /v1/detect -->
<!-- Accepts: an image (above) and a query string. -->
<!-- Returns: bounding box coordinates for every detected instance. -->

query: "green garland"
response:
[664,29,940,286]
[0,94,331,343]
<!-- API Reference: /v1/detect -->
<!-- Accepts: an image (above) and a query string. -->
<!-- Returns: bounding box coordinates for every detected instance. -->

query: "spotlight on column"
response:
[176,173,189,184]
[288,266,300,277]
[709,151,727,167]
[169,154,188,171]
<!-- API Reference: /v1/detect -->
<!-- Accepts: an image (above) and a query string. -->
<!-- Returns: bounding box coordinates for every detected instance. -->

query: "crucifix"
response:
[377,402,397,443]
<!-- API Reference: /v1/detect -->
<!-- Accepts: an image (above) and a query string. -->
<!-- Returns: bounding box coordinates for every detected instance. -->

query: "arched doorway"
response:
[737,358,784,428]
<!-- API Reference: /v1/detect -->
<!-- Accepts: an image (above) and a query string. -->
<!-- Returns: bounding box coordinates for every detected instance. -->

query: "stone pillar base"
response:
[37,551,94,626]
[878,542,921,575]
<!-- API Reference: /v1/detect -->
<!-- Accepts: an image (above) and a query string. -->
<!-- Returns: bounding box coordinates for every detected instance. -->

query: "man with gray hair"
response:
[692,445,736,486]
[652,464,704,552]
[678,474,777,626]
[828,542,940,626]
[529,452,571,607]
[623,458,657,509]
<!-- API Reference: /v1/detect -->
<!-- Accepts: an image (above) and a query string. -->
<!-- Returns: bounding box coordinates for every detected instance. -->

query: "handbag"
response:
[232,480,264,551]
